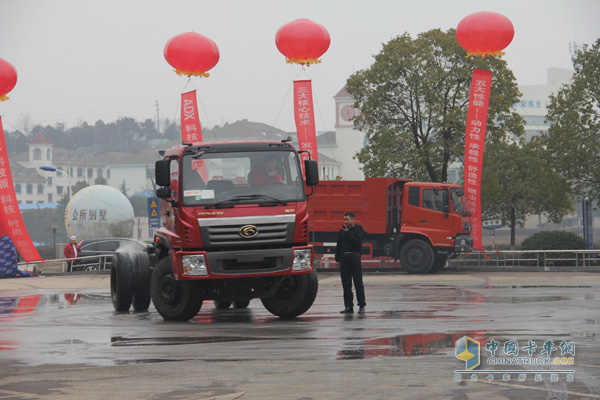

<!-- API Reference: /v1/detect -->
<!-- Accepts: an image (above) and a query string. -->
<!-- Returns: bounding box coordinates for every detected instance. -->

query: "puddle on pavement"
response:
[336,331,484,360]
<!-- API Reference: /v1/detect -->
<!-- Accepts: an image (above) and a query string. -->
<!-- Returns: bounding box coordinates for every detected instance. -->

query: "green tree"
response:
[481,140,573,247]
[119,179,129,197]
[544,38,600,200]
[128,196,149,217]
[346,28,524,182]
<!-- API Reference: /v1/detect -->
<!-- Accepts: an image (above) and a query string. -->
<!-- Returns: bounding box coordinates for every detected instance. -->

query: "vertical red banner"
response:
[0,116,43,263]
[463,69,493,250]
[293,80,319,167]
[181,90,202,143]
[181,90,207,181]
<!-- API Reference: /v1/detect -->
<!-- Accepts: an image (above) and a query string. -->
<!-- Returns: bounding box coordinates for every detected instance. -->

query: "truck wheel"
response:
[429,254,448,274]
[111,254,133,312]
[399,240,434,274]
[261,272,318,318]
[132,252,152,312]
[213,300,232,309]
[233,300,250,309]
[151,257,203,321]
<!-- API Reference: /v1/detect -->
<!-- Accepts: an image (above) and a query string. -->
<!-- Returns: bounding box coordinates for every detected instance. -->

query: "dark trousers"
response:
[340,254,366,308]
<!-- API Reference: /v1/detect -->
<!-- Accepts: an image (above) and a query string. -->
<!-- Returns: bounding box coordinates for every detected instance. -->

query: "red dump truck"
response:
[308,178,473,274]
[110,139,320,321]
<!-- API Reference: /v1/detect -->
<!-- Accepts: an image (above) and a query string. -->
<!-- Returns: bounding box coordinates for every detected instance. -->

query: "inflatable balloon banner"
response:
[275,18,330,168]
[164,32,220,157]
[457,11,514,250]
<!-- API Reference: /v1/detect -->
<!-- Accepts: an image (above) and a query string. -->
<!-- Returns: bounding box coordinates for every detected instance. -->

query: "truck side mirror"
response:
[155,159,171,187]
[156,187,172,199]
[304,160,319,186]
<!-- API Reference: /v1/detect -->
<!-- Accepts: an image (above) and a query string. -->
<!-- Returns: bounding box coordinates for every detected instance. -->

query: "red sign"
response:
[181,90,207,181]
[0,116,43,262]
[293,80,318,167]
[181,90,202,143]
[463,69,493,250]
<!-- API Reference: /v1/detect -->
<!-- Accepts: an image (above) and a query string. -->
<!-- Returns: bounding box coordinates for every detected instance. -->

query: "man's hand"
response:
[341,224,349,231]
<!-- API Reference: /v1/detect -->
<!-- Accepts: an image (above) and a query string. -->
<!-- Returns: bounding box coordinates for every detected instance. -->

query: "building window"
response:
[57,167,63,177]
[37,184,44,194]
[48,194,53,202]
[26,184,33,194]
[77,168,84,178]
[47,177,53,186]
[57,186,63,195]
[37,201,43,204]
[15,184,21,194]
[26,200,33,204]
[97,168,103,178]
[46,149,51,160]
[87,168,93,179]
[33,148,42,160]
[107,169,111,179]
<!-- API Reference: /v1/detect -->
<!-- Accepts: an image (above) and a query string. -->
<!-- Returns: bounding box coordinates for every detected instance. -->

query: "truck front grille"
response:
[205,223,289,246]
[198,215,295,248]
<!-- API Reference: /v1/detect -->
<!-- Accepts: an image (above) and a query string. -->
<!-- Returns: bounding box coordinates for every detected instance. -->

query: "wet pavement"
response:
[0,271,599,399]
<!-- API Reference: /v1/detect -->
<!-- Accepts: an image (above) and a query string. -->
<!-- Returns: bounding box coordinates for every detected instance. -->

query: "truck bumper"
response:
[174,246,313,279]
[453,234,473,253]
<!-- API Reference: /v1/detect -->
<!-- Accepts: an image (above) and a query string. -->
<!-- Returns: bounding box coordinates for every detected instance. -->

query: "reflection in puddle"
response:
[337,331,485,360]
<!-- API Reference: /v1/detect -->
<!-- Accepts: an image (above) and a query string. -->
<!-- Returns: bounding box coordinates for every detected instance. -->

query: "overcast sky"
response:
[1,0,599,134]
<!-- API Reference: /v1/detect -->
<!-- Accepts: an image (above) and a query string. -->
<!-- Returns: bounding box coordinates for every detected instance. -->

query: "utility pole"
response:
[155,100,160,134]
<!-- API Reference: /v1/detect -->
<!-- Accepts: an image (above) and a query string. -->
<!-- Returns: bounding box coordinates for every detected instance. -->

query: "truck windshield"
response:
[181,150,305,207]
[451,188,468,215]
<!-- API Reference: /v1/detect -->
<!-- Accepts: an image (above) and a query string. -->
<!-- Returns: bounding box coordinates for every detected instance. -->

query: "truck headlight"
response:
[182,255,208,276]
[292,249,312,271]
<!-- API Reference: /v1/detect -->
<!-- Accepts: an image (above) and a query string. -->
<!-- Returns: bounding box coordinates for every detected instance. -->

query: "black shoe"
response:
[358,307,365,314]
[340,307,354,314]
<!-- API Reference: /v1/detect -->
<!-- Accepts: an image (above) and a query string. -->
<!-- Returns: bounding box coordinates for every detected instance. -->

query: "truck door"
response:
[418,187,453,247]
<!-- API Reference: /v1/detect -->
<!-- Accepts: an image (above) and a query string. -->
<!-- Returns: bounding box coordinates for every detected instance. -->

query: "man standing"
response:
[335,212,366,314]
[63,236,81,272]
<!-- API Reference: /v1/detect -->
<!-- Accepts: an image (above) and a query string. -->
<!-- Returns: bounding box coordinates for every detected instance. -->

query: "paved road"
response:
[0,271,599,399]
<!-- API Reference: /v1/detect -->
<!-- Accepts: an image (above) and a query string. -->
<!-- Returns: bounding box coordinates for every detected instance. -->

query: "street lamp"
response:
[39,165,73,202]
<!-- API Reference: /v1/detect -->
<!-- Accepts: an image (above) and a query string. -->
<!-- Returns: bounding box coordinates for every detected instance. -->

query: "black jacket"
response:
[335,224,366,262]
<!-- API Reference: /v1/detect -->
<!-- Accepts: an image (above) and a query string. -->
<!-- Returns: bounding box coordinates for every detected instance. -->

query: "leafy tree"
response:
[346,28,524,182]
[94,176,107,185]
[21,207,68,247]
[119,179,129,197]
[128,195,149,217]
[481,140,573,247]
[543,38,600,200]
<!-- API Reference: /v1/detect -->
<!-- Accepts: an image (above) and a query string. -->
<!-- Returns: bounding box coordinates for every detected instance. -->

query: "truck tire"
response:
[261,272,318,318]
[213,300,232,309]
[151,257,203,321]
[233,300,250,309]
[111,254,133,312]
[132,252,152,312]
[399,239,434,274]
[429,254,448,274]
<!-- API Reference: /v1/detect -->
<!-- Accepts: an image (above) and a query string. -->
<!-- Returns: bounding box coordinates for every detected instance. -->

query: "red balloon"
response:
[456,11,514,58]
[275,19,330,66]
[0,58,17,102]
[164,32,220,78]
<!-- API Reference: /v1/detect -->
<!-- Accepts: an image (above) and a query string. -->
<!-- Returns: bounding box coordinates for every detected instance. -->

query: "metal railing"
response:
[18,254,115,275]
[449,249,600,268]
